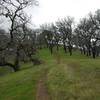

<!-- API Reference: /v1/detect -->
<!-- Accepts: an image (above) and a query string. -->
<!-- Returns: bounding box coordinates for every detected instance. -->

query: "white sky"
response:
[29,0,100,28]
[1,0,100,30]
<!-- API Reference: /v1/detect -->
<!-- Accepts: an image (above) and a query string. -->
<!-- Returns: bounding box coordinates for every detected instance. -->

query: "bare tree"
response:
[51,23,61,51]
[0,0,37,50]
[75,11,100,58]
[56,17,74,55]
[0,0,38,71]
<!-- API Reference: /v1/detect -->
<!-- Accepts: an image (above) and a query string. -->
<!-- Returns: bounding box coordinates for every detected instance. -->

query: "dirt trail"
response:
[36,79,49,100]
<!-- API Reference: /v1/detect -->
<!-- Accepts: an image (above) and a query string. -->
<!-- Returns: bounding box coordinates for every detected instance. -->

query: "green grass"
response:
[0,48,100,100]
[0,62,48,100]
[39,48,100,100]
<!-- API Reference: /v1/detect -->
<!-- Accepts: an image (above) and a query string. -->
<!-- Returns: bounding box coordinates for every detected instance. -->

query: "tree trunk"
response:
[49,44,53,54]
[14,46,20,71]
[80,48,83,54]
[68,45,72,56]
[92,46,96,59]
[56,43,59,51]
[63,42,67,53]
[83,47,86,55]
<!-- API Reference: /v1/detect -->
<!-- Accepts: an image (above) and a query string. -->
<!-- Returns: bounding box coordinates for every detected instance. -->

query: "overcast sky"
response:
[29,0,100,28]
[1,0,100,30]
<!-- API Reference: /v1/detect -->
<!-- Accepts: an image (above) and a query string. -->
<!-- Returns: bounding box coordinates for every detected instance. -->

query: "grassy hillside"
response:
[0,48,100,100]
[39,48,100,100]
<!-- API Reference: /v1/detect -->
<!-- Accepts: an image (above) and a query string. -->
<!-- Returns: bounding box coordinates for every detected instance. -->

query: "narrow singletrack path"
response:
[36,79,49,100]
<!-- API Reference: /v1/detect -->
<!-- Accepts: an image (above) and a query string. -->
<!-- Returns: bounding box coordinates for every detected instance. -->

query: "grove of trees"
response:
[0,0,100,73]
[38,10,100,58]
[0,0,40,72]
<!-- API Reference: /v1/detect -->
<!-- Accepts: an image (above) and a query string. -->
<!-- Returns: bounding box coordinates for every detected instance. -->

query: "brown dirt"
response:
[36,79,49,100]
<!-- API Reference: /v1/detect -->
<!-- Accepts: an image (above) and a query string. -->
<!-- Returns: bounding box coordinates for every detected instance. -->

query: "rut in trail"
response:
[36,79,49,100]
